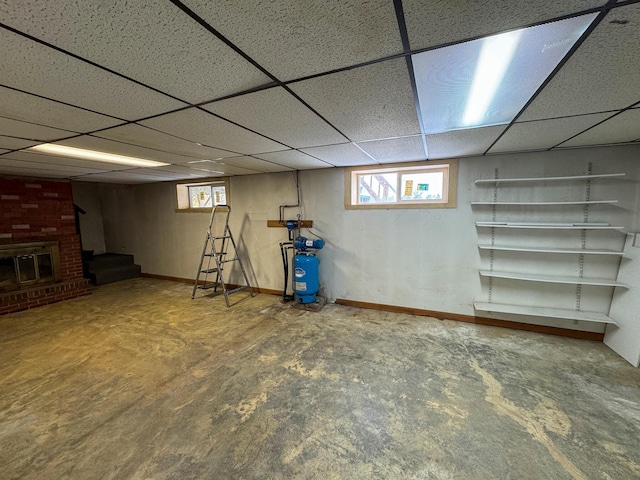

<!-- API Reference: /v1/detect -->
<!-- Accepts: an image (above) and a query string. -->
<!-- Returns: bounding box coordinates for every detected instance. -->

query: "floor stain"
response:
[471,359,586,480]
[281,357,340,381]
[425,400,468,428]
[235,391,268,422]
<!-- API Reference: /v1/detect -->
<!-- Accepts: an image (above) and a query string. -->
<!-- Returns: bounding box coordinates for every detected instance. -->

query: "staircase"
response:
[85,253,141,285]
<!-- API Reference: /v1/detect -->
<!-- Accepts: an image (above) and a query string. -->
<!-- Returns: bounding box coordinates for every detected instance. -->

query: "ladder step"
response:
[204,252,227,257]
[212,235,232,240]
[226,285,250,295]
[200,268,218,274]
[220,258,238,264]
[197,283,219,290]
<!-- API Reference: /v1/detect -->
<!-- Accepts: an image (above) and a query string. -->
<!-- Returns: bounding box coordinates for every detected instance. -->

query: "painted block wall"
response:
[88,145,639,334]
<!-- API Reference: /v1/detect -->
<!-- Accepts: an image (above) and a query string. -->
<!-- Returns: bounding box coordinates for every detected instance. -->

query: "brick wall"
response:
[0,176,93,314]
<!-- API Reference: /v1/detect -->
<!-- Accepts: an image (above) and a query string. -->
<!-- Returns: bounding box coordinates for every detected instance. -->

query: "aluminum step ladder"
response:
[191,204,254,306]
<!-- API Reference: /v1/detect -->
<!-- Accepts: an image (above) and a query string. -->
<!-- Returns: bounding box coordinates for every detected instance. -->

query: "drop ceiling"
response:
[0,0,638,184]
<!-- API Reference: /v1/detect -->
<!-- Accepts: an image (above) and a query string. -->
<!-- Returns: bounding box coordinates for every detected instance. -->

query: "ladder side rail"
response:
[192,233,211,299]
[193,205,220,297]
[218,223,232,306]
[213,235,225,294]
[216,207,233,305]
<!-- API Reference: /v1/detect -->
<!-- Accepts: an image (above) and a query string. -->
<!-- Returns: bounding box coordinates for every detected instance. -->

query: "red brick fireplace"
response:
[0,176,93,314]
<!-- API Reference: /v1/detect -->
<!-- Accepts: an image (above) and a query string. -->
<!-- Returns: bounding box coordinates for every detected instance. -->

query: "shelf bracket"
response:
[576,162,593,312]
[487,168,499,304]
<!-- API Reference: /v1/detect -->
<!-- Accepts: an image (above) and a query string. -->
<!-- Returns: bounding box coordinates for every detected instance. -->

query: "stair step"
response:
[89,264,141,286]
[86,253,135,269]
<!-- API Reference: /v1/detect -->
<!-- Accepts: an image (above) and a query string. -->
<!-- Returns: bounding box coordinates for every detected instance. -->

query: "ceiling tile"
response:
[426,125,506,159]
[0,1,271,104]
[357,136,426,163]
[0,86,122,132]
[290,58,420,142]
[0,164,72,179]
[175,162,260,176]
[559,109,640,147]
[0,136,39,150]
[254,150,333,170]
[519,3,640,120]
[135,164,212,178]
[489,113,612,153]
[115,168,204,181]
[220,156,293,173]
[140,108,287,155]
[70,171,172,184]
[0,156,109,175]
[2,151,131,171]
[0,116,75,142]
[203,87,347,148]
[52,136,205,165]
[300,143,375,166]
[94,124,237,160]
[403,0,607,50]
[184,0,403,81]
[0,28,185,120]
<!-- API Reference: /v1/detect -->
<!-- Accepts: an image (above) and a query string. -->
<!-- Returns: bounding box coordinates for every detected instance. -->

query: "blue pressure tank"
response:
[294,253,319,304]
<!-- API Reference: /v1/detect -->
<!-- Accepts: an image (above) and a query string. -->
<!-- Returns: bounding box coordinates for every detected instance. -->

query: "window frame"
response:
[345,159,458,210]
[175,177,230,213]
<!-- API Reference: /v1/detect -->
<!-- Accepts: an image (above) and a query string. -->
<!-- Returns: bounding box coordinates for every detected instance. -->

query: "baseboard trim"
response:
[140,273,282,296]
[335,298,605,342]
[141,272,193,284]
[139,274,603,341]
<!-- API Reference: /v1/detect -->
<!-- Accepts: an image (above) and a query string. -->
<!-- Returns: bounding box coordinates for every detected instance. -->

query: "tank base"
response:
[293,295,327,312]
[295,293,316,304]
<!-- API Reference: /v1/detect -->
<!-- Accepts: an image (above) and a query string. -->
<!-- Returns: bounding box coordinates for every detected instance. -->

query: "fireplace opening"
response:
[0,242,61,292]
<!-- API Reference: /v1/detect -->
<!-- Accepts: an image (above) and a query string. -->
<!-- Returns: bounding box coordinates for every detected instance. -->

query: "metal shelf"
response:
[476,222,624,230]
[478,245,624,255]
[479,270,627,287]
[473,166,626,328]
[474,173,625,184]
[473,302,617,325]
[471,200,618,206]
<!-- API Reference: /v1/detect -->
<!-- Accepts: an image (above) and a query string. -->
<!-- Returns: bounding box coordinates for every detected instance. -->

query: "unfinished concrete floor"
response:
[1,278,639,479]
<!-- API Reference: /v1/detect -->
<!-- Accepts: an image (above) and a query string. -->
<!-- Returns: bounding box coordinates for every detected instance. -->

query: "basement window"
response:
[176,178,229,212]
[345,159,457,209]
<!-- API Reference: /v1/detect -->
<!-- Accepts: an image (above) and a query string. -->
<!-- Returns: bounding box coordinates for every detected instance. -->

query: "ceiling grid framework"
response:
[0,0,637,183]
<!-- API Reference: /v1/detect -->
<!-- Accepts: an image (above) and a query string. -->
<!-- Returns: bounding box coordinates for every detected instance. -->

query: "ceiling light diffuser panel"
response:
[412,13,598,134]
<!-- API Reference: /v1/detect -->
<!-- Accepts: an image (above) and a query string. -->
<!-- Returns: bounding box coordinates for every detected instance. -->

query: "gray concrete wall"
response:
[93,145,640,333]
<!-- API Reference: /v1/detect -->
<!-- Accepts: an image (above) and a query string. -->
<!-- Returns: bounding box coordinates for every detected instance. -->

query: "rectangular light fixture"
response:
[412,13,598,134]
[28,143,170,167]
[462,30,522,126]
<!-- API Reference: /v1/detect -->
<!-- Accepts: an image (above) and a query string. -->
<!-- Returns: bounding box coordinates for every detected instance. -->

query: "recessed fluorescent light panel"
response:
[412,13,598,134]
[28,144,170,167]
